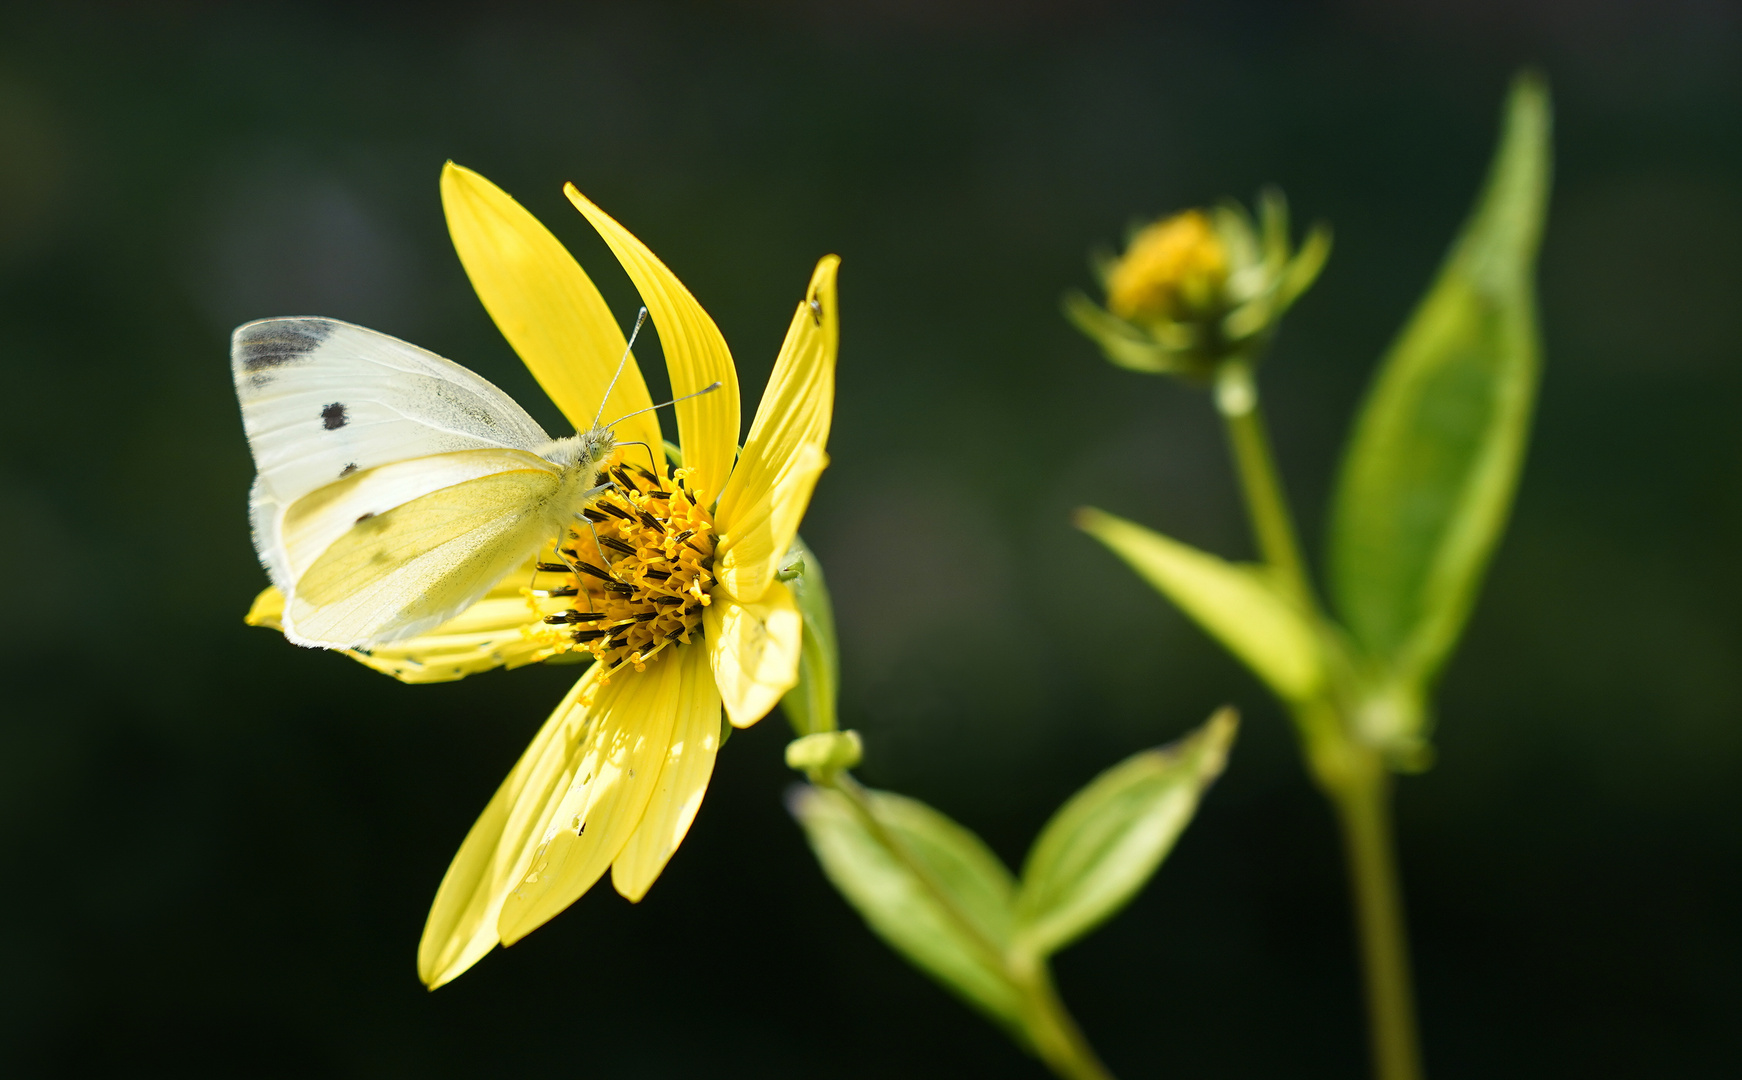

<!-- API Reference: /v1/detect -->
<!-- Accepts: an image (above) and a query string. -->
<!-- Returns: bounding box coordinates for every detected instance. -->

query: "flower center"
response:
[534,451,716,683]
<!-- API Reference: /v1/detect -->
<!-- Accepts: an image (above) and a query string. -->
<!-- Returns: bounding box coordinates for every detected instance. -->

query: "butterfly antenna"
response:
[592,307,649,430]
[605,380,724,429]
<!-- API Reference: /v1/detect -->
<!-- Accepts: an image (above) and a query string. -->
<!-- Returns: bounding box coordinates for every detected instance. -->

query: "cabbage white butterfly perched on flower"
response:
[233,308,714,649]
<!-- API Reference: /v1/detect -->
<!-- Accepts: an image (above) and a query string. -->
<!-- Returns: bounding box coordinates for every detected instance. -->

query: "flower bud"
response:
[1065,189,1331,380]
[786,729,864,783]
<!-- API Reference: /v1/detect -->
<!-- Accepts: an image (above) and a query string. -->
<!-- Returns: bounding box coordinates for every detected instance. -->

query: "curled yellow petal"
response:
[246,560,581,685]
[495,649,689,945]
[441,163,661,453]
[714,255,839,602]
[418,668,604,989]
[713,441,828,605]
[564,185,740,505]
[704,579,802,729]
[610,645,722,901]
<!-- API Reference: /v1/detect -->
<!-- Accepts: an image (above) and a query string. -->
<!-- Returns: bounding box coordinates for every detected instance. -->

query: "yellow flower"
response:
[248,163,839,987]
[1104,209,1228,322]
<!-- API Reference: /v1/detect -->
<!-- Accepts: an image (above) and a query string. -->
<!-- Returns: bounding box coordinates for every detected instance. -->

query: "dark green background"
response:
[2,2,1738,1076]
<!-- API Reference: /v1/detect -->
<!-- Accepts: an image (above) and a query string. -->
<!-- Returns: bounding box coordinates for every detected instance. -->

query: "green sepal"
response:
[1013,708,1238,959]
[1061,290,1187,374]
[787,783,1023,1030]
[1326,72,1552,739]
[778,534,840,736]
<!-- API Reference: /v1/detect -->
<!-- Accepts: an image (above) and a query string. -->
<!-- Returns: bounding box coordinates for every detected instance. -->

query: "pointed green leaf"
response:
[1013,709,1238,958]
[788,784,1022,1026]
[778,534,840,736]
[1077,507,1326,704]
[1327,74,1552,694]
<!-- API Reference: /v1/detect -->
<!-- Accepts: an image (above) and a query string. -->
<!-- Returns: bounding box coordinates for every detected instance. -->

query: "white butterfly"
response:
[233,316,645,649]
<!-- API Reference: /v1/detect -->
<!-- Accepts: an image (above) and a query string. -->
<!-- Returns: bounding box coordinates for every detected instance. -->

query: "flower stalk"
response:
[1216,376,1424,1080]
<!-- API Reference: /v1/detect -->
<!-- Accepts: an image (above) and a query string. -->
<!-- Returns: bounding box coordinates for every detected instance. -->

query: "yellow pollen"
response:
[530,450,716,692]
[1105,209,1228,322]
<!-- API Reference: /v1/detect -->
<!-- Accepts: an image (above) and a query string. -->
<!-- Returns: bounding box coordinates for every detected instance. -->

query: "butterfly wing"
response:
[233,317,555,590]
[232,317,572,648]
[278,449,563,648]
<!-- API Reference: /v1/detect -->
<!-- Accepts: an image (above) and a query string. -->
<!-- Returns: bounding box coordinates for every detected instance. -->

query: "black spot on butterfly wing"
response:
[321,402,348,430]
[237,319,333,371]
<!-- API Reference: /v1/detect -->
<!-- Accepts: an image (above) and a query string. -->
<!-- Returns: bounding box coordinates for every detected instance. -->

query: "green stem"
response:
[827,775,1114,1080]
[1009,958,1115,1080]
[1214,359,1316,612]
[1326,755,1423,1080]
[1213,359,1424,1080]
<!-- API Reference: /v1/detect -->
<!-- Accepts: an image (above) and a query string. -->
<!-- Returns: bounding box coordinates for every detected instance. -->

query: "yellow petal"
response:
[610,645,722,901]
[418,667,604,989]
[246,560,581,684]
[704,580,802,729]
[245,586,284,627]
[564,185,740,504]
[495,649,687,945]
[713,441,828,606]
[441,163,661,454]
[714,255,839,602]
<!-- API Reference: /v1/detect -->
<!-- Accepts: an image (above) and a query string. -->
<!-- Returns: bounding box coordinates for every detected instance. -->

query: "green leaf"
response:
[788,784,1022,1027]
[1326,73,1552,698]
[1014,709,1238,958]
[778,534,840,736]
[1077,507,1327,704]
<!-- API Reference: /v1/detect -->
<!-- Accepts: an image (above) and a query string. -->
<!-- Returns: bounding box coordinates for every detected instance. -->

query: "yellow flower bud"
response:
[1104,209,1228,322]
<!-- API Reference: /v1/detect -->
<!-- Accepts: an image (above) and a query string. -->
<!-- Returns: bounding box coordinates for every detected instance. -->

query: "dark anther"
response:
[666,627,687,641]
[628,462,662,482]
[653,595,684,606]
[535,562,572,573]
[641,568,671,581]
[573,628,612,642]
[611,467,640,493]
[545,610,609,624]
[636,509,663,531]
[602,581,636,595]
[633,611,659,622]
[573,561,616,582]
[581,508,612,523]
[598,502,635,522]
[671,529,695,544]
[600,536,637,557]
[532,586,579,598]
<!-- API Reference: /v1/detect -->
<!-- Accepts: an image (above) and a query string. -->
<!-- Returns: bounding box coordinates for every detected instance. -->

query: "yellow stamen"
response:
[532,450,717,695]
